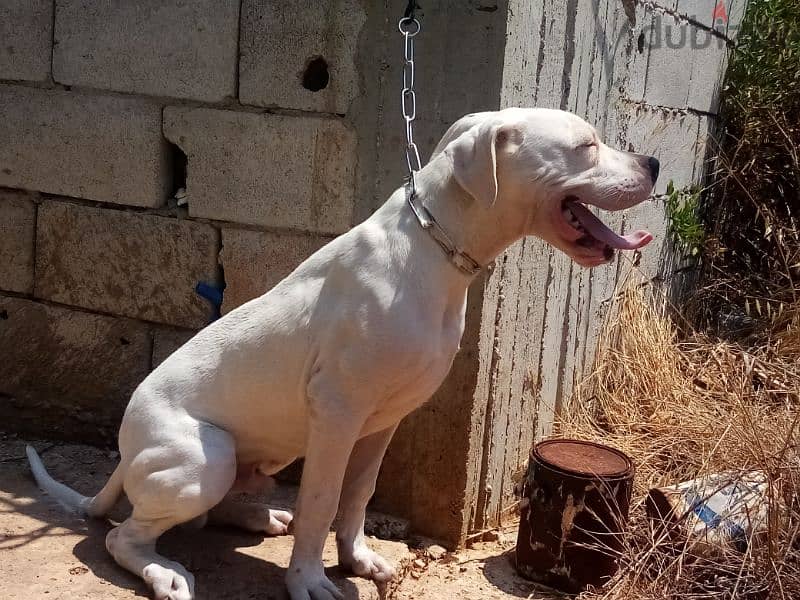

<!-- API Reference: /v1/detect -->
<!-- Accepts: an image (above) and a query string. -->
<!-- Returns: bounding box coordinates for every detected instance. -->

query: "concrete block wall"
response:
[52,1,240,102]
[163,107,357,233]
[0,1,360,444]
[0,0,742,546]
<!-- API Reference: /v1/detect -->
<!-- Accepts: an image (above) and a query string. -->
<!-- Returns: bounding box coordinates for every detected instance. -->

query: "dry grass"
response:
[557,280,800,600]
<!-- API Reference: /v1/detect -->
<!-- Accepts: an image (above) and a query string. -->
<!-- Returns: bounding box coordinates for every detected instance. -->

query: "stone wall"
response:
[0,0,744,546]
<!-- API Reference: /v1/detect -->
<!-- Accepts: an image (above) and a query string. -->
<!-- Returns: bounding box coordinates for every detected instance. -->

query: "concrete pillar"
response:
[369,0,741,546]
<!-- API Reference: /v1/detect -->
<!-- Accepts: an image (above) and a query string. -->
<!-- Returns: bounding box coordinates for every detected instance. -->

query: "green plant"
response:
[664,181,704,257]
[694,0,800,334]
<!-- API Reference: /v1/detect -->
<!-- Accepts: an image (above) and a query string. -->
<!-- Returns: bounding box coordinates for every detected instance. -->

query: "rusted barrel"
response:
[514,439,634,593]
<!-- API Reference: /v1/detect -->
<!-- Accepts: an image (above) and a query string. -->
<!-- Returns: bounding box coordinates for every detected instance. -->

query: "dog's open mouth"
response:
[561,196,653,264]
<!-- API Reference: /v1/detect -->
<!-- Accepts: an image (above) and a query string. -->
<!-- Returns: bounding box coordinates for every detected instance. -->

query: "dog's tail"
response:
[25,445,125,518]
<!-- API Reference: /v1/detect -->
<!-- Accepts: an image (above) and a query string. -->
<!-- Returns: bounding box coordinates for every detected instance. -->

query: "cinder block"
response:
[623,108,701,194]
[0,296,150,444]
[643,14,693,108]
[618,1,655,104]
[35,201,221,328]
[0,191,36,294]
[164,107,357,233]
[693,114,716,183]
[53,0,239,102]
[0,85,169,207]
[152,328,197,367]
[239,0,365,113]
[565,0,606,116]
[676,0,746,35]
[220,228,328,314]
[687,33,729,113]
[0,0,52,81]
[723,0,748,41]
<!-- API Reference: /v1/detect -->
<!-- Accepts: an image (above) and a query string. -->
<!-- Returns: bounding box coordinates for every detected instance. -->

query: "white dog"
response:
[26,108,658,600]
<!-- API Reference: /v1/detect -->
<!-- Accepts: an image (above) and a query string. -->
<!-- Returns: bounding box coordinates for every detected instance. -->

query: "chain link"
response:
[396,14,481,276]
[399,17,421,192]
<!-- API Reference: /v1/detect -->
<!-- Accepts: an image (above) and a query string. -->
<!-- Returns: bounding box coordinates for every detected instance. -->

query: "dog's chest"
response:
[365,309,464,431]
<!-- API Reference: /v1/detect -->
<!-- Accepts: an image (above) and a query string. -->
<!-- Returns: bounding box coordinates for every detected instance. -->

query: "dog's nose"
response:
[647,156,660,184]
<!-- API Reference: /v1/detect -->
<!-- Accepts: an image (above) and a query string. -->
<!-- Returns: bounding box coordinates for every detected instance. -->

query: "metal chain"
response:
[399,16,421,194]
[395,13,481,277]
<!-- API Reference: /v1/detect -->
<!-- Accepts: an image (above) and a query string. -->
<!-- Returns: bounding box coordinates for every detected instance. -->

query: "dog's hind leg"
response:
[106,422,236,600]
[106,517,196,600]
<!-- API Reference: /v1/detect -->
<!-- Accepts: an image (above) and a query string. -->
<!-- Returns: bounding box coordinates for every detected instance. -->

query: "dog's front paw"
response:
[340,546,396,583]
[286,564,343,600]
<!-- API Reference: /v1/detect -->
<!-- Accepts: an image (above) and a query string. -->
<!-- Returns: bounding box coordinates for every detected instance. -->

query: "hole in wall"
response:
[637,32,646,54]
[119,337,130,346]
[0,310,8,320]
[302,56,329,92]
[167,142,188,208]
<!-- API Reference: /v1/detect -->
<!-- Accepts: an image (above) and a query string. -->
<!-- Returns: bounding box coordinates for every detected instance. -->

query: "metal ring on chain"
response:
[402,60,414,90]
[398,17,420,36]
[401,88,416,121]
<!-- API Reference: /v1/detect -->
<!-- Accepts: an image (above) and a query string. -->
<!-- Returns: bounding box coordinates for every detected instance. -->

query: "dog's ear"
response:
[447,122,521,207]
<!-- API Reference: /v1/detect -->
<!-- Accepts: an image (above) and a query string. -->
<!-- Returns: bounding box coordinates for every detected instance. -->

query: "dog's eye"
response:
[579,141,597,149]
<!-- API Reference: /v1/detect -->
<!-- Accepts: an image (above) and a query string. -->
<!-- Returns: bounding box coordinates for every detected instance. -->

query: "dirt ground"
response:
[0,433,558,600]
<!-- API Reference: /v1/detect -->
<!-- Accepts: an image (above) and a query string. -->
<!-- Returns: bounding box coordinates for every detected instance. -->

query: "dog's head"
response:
[435,108,658,267]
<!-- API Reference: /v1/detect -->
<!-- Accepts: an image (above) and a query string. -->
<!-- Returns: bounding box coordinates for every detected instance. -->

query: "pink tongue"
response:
[566,200,653,250]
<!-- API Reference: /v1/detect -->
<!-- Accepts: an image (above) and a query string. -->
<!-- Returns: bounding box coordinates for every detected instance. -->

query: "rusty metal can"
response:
[646,471,780,556]
[514,439,635,593]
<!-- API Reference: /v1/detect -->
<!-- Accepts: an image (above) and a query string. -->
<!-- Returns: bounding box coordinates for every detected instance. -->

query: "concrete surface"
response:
[53,0,239,102]
[0,434,551,600]
[623,107,702,195]
[676,0,748,34]
[394,538,560,600]
[622,1,655,106]
[644,9,694,109]
[163,107,357,233]
[35,201,221,328]
[239,0,364,113]
[643,7,732,113]
[621,199,673,281]
[687,33,729,113]
[220,228,329,314]
[0,190,36,294]
[0,298,151,444]
[0,86,169,208]
[0,0,52,82]
[151,328,197,368]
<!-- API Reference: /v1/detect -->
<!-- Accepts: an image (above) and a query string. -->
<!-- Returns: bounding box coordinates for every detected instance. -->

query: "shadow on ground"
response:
[0,434,399,599]
[483,549,567,599]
